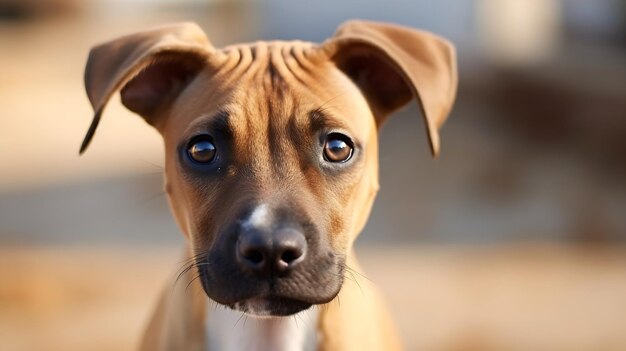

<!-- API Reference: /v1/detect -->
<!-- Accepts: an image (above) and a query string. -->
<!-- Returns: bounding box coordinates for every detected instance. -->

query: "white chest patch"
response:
[206,301,319,351]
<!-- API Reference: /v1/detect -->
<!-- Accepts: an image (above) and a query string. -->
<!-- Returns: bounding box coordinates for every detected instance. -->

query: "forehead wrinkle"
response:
[277,45,312,87]
[213,47,242,77]
[230,46,254,77]
[291,42,320,73]
[247,44,273,83]
[284,44,333,92]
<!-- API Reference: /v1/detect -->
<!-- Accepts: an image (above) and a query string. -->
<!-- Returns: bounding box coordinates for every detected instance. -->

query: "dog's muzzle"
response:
[196,208,344,316]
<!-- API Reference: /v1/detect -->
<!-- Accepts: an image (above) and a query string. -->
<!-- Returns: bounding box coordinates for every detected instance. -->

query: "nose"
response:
[236,226,307,276]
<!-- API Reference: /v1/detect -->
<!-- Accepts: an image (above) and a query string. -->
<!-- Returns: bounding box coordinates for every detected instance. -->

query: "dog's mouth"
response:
[227,296,312,317]
[195,226,345,317]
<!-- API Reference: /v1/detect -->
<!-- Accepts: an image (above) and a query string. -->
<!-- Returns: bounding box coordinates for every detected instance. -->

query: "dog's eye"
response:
[323,133,353,163]
[187,135,216,164]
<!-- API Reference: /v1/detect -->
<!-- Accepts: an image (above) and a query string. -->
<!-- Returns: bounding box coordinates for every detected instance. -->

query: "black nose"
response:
[236,227,307,276]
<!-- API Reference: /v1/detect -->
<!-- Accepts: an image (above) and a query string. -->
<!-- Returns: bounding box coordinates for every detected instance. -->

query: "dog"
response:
[80,20,457,351]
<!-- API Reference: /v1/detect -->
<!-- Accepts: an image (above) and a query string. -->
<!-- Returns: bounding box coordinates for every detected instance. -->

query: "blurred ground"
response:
[1,245,626,351]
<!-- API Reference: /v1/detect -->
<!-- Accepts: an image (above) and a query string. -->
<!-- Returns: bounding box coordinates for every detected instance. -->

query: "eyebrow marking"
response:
[309,108,349,132]
[204,110,232,137]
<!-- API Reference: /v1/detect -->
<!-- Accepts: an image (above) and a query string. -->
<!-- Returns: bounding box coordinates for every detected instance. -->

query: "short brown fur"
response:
[81,20,457,351]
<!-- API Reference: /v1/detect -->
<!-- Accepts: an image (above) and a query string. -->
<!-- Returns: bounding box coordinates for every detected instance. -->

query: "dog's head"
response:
[81,21,456,316]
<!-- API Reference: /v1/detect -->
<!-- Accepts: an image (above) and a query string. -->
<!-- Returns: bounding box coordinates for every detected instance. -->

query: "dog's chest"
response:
[205,303,318,351]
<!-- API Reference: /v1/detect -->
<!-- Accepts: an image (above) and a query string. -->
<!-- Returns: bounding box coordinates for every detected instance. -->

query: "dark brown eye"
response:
[187,136,216,163]
[323,133,353,163]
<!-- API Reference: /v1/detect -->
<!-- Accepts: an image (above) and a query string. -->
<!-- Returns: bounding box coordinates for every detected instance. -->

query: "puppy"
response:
[81,20,457,351]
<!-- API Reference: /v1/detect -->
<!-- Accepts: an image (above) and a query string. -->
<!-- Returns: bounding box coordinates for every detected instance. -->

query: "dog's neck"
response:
[205,300,319,351]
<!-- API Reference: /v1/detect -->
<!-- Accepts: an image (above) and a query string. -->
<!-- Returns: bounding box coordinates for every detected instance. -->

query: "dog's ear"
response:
[321,20,457,156]
[80,22,214,154]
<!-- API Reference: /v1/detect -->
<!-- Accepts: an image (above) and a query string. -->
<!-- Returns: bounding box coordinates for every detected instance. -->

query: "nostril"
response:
[280,247,303,264]
[275,231,306,273]
[237,235,269,271]
[244,249,265,264]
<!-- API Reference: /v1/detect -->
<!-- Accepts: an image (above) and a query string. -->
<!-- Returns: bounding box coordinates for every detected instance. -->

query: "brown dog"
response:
[81,20,457,351]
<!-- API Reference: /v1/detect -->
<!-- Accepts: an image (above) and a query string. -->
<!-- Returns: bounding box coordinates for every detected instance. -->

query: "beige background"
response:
[1,1,626,350]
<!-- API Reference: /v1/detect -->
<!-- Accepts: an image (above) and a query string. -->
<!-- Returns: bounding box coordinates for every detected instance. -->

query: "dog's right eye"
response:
[187,135,217,164]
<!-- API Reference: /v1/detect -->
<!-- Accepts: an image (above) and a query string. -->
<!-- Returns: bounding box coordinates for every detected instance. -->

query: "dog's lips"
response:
[229,296,312,317]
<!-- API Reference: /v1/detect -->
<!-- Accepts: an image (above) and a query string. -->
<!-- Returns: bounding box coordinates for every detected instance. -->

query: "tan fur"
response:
[81,20,457,351]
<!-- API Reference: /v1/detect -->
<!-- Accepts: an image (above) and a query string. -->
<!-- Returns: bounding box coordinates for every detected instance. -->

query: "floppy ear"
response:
[321,20,457,157]
[80,22,214,154]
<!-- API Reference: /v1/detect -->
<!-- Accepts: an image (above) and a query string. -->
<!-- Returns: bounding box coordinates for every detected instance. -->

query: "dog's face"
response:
[81,21,456,316]
[160,46,379,314]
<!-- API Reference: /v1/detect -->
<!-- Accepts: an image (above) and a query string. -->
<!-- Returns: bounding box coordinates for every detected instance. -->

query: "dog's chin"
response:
[227,297,312,317]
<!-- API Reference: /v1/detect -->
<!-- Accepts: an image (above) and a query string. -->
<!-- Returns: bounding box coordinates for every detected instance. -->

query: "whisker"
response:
[174,262,198,285]
[233,311,246,329]
[140,191,166,204]
[347,269,364,295]
[296,311,310,330]
[345,264,372,283]
[185,274,202,292]
[179,251,208,265]
[175,253,208,276]
[139,159,165,170]
[173,253,210,291]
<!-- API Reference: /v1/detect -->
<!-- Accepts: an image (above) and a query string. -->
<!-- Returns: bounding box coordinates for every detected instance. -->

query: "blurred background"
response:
[1,0,625,350]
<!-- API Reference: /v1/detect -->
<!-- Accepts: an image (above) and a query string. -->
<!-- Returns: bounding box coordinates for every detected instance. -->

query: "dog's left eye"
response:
[187,135,217,164]
[323,133,354,163]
